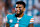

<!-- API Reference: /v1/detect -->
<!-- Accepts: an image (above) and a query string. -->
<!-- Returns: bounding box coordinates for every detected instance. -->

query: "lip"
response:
[16,11,20,12]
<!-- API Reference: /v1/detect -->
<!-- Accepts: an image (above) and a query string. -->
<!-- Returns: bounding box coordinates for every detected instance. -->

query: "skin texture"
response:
[15,4,25,17]
[28,23,33,27]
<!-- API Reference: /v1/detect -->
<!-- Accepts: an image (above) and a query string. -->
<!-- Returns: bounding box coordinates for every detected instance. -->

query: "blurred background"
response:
[0,0,40,27]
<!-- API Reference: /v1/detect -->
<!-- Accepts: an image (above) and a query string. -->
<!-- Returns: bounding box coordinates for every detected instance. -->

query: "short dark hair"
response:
[16,1,26,8]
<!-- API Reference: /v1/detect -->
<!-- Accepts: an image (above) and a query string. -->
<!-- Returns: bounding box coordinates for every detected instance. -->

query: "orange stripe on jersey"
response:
[30,18,34,23]
[31,18,34,20]
[30,18,34,22]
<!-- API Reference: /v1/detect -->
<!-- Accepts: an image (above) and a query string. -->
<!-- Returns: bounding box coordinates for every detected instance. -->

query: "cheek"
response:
[20,9,23,12]
[20,7,24,10]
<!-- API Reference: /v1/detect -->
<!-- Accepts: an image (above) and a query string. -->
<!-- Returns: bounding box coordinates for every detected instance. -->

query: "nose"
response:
[15,8,19,11]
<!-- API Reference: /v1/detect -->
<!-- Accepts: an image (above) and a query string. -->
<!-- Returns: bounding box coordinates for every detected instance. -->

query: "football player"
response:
[6,1,34,27]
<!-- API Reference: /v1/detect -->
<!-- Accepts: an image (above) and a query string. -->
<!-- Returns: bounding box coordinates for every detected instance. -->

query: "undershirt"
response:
[17,17,22,20]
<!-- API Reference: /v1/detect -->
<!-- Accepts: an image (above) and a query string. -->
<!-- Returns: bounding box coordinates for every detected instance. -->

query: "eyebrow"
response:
[16,7,21,8]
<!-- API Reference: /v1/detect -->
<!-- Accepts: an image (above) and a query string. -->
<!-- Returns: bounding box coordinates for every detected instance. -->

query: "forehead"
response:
[16,4,23,7]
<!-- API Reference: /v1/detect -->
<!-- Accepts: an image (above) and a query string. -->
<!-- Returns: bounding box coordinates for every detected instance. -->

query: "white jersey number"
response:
[14,23,19,27]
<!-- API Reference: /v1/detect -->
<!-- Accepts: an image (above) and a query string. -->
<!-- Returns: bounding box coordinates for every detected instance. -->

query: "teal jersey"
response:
[6,14,34,27]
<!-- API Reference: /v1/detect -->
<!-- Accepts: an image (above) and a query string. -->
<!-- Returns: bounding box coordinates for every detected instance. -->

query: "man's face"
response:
[15,4,25,15]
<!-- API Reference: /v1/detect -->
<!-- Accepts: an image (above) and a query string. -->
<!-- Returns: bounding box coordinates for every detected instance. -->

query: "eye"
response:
[19,7,21,8]
[16,7,18,8]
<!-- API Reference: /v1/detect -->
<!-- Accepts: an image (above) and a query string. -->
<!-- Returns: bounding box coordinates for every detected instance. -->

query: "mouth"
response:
[16,10,20,12]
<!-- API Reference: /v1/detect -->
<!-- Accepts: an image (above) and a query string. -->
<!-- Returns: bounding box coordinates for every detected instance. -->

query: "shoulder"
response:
[24,14,34,23]
[7,14,12,17]
[24,14,33,19]
[24,14,34,21]
[6,13,15,18]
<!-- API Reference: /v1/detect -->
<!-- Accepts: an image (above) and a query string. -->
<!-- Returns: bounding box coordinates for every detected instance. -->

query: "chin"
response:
[17,13,19,15]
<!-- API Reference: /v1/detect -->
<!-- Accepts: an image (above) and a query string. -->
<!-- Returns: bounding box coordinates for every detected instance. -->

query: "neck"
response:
[18,13,24,18]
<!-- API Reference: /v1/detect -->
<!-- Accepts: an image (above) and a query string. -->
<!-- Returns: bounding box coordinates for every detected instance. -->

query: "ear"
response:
[23,8,25,11]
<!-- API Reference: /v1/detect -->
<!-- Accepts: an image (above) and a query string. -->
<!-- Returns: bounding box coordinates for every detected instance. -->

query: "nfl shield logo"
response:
[9,19,13,23]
